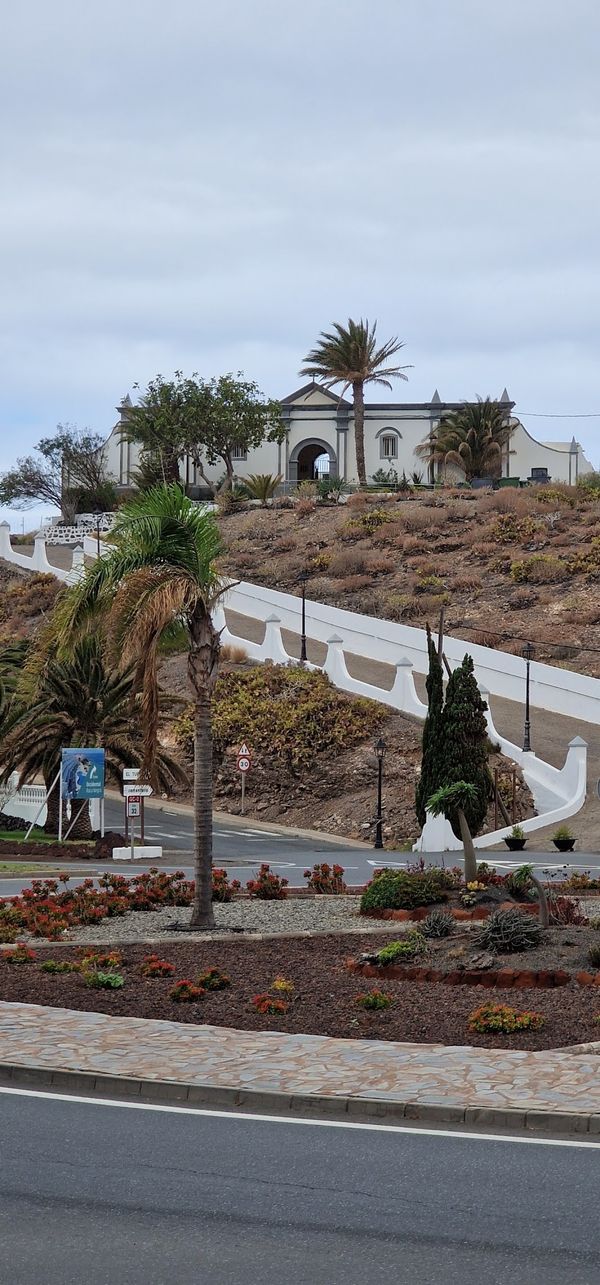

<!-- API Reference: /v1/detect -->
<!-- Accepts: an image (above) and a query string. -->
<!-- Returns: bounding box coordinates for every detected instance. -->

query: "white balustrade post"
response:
[390,657,426,717]
[32,533,52,573]
[414,810,462,854]
[559,736,588,802]
[262,615,290,664]
[323,635,350,687]
[67,545,86,584]
[0,522,13,562]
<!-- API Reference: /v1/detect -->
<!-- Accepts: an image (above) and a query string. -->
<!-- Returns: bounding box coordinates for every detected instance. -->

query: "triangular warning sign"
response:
[238,742,250,756]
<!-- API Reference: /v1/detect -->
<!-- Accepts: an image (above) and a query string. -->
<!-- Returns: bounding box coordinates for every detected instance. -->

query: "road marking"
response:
[0,1086,597,1148]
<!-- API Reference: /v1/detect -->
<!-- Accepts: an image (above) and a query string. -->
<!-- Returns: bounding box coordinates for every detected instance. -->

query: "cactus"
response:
[475,908,543,954]
[421,908,456,938]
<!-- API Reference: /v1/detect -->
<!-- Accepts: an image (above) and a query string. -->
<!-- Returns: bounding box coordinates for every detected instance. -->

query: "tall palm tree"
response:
[55,484,225,928]
[416,397,514,482]
[0,634,185,839]
[300,318,410,487]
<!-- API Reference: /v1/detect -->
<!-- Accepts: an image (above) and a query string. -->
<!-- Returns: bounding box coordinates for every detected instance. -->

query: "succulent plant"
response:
[421,908,456,938]
[475,908,543,954]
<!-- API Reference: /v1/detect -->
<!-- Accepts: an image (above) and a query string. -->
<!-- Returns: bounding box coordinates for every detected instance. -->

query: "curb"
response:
[1,1060,598,1136]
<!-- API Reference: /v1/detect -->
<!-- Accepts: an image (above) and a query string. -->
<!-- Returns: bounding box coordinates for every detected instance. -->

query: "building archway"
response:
[289,438,338,484]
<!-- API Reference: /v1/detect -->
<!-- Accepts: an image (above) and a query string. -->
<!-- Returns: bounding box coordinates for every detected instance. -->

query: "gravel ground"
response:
[60,896,415,946]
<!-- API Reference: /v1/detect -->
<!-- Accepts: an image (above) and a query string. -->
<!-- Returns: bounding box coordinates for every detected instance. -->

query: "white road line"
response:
[0,1086,596,1148]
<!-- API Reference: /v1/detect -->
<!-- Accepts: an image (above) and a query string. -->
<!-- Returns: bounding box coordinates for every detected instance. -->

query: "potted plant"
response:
[552,825,576,853]
[504,824,527,852]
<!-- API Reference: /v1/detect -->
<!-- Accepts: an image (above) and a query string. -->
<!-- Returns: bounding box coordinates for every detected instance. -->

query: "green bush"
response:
[376,934,426,963]
[174,666,381,769]
[510,555,566,584]
[360,871,445,914]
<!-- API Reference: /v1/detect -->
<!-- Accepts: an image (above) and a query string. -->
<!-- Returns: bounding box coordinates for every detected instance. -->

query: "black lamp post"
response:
[374,737,386,849]
[522,642,534,752]
[298,570,308,663]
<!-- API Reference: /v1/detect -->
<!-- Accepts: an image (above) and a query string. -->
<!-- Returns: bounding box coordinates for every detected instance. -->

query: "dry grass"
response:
[329,546,369,577]
[220,643,249,664]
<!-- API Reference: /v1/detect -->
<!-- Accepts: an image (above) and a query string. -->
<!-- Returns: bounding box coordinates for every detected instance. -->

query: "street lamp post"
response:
[374,737,386,849]
[298,570,308,663]
[522,642,534,752]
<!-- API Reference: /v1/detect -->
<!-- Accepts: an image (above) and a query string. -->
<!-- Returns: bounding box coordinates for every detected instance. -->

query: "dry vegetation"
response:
[217,483,600,676]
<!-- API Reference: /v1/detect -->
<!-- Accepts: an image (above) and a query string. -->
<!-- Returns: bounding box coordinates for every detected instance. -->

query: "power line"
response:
[520,412,600,418]
[453,622,600,656]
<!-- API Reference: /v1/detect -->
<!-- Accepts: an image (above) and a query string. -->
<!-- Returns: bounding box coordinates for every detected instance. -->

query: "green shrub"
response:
[489,514,544,544]
[475,908,543,953]
[510,555,566,584]
[355,989,393,1010]
[376,933,426,964]
[360,871,445,914]
[468,1002,544,1033]
[174,667,382,769]
[82,970,124,990]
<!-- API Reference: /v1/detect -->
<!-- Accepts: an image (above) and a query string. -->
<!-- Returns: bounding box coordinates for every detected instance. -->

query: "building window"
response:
[231,445,247,461]
[381,433,398,459]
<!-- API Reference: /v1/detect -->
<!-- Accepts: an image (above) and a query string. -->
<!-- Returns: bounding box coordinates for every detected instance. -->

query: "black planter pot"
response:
[553,838,576,852]
[504,837,527,851]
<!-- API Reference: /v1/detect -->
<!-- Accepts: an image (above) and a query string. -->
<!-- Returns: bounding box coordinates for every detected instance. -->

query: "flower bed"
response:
[1,933,599,1051]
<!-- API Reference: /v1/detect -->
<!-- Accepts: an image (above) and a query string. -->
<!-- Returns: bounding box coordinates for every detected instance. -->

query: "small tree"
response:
[441,655,490,839]
[427,782,478,883]
[185,373,284,490]
[0,425,114,522]
[124,372,284,493]
[415,625,445,827]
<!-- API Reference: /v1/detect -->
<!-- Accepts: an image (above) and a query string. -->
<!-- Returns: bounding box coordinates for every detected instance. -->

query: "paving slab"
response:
[1,1001,600,1134]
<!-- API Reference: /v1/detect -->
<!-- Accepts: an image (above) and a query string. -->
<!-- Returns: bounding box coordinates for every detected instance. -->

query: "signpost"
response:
[236,742,251,814]
[122,769,153,852]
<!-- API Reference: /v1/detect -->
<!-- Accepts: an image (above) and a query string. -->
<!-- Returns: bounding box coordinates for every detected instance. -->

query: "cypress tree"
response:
[440,654,490,838]
[415,625,445,827]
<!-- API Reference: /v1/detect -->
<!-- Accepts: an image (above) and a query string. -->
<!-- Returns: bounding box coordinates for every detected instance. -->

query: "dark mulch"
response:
[1,934,599,1051]
[0,832,125,861]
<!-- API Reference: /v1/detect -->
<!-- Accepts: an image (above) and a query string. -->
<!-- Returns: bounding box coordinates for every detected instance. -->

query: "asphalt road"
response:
[1,1090,599,1284]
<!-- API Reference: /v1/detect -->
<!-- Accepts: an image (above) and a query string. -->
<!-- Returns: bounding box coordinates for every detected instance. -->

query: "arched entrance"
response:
[289,439,338,485]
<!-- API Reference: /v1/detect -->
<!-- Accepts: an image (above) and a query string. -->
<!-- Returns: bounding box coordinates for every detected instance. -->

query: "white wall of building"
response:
[99,385,593,492]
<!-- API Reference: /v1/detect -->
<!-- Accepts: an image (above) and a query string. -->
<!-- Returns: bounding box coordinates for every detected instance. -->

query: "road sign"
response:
[127,797,141,817]
[123,783,153,798]
[123,768,141,782]
[237,755,250,773]
[238,743,250,757]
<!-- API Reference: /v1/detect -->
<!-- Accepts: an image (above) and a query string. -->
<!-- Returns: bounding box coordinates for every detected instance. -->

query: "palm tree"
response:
[0,634,185,839]
[416,397,513,482]
[55,484,225,928]
[300,319,410,487]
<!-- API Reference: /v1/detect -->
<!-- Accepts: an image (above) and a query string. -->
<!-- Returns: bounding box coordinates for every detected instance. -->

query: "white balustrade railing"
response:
[0,525,590,851]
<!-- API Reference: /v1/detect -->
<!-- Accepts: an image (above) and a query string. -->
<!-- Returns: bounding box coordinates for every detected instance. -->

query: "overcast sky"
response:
[1,0,599,523]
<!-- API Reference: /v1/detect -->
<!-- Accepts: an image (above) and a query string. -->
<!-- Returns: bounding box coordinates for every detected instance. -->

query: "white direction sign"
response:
[123,768,141,782]
[123,783,153,798]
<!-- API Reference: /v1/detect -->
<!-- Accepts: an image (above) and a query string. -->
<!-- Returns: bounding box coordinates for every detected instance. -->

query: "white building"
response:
[100,383,593,493]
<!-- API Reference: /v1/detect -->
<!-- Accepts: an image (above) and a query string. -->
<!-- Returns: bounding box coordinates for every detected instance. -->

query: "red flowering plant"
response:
[246,864,289,900]
[169,979,206,1003]
[197,967,231,991]
[140,954,176,978]
[547,895,588,927]
[2,942,37,965]
[0,869,197,939]
[303,863,347,894]
[251,993,289,1016]
[212,869,242,902]
[468,1003,545,1034]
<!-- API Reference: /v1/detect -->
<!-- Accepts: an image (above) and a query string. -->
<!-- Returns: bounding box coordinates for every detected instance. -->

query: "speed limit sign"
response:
[237,742,251,774]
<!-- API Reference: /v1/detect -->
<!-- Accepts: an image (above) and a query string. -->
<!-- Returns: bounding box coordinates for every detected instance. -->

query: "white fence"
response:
[0,526,591,851]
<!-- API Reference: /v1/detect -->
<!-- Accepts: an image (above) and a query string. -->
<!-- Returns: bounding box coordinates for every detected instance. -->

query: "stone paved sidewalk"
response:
[2,1001,600,1132]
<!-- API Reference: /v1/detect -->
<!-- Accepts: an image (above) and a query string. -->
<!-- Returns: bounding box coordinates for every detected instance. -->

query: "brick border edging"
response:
[360,901,540,923]
[1,1060,598,1136]
[348,960,600,989]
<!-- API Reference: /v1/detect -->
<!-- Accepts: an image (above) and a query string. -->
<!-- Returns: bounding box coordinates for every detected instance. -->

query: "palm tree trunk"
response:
[352,380,367,488]
[66,800,93,841]
[188,602,220,929]
[457,807,477,883]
